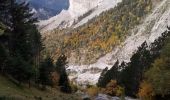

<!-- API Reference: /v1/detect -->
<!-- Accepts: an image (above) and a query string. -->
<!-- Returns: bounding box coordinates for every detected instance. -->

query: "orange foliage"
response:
[138,81,154,100]
[87,86,99,97]
[104,80,124,96]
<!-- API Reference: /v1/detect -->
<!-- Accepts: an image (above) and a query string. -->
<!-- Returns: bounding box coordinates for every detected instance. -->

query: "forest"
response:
[96,28,170,99]
[0,0,75,99]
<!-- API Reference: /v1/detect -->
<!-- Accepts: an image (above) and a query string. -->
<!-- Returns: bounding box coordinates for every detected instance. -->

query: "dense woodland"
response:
[97,28,170,99]
[44,0,153,64]
[0,0,72,94]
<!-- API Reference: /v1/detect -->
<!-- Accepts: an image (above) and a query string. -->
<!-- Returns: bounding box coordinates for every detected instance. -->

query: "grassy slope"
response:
[0,76,80,100]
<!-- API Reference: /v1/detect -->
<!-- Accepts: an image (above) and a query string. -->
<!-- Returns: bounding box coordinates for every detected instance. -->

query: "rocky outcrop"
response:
[38,0,121,32]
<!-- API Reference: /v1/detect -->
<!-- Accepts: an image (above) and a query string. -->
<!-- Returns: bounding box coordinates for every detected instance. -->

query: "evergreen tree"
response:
[97,67,108,87]
[0,44,7,73]
[6,56,35,85]
[9,1,38,61]
[0,0,42,84]
[144,29,170,98]
[98,28,170,97]
[56,54,72,93]
[39,57,54,88]
[97,61,119,87]
[119,42,153,97]
[0,0,11,26]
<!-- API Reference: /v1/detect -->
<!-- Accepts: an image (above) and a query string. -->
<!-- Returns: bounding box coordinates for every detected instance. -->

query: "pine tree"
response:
[56,54,72,93]
[9,1,39,61]
[0,0,11,26]
[97,67,108,87]
[119,42,151,97]
[7,55,35,85]
[0,0,42,84]
[39,57,54,89]
[0,43,7,73]
[97,61,119,87]
[144,29,170,98]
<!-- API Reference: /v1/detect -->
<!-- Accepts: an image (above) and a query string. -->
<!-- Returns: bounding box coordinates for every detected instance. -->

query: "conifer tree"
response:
[0,0,11,26]
[97,67,108,87]
[0,44,7,73]
[39,57,54,89]
[56,54,72,93]
[97,61,119,87]
[0,0,42,84]
[98,28,170,97]
[9,1,38,60]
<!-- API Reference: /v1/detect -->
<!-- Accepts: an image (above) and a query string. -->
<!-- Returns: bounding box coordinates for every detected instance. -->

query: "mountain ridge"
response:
[39,0,122,32]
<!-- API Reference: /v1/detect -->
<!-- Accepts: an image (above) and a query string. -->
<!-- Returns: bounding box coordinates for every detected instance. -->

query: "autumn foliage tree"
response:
[138,81,155,100]
[103,80,124,96]
[56,54,72,93]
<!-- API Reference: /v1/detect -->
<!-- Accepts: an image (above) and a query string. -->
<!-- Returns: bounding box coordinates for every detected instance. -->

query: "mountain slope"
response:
[43,0,152,65]
[42,0,170,85]
[68,0,170,85]
[39,0,122,32]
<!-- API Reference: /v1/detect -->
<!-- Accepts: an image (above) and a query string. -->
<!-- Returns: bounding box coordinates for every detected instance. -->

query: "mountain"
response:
[42,0,170,85]
[17,0,69,20]
[39,0,122,32]
[72,0,170,85]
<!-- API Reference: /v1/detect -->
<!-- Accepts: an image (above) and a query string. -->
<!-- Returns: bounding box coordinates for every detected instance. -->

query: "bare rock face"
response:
[39,0,122,33]
[69,0,101,17]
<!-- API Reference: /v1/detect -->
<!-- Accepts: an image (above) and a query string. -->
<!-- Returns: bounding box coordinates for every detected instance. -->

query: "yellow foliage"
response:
[70,82,78,93]
[145,57,170,96]
[138,81,154,100]
[87,86,99,97]
[104,80,124,96]
[107,33,119,47]
[152,58,167,70]
[116,86,124,96]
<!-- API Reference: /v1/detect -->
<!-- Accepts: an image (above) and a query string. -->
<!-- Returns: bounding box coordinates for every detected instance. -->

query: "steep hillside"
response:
[42,0,170,85]
[43,0,152,64]
[71,0,170,85]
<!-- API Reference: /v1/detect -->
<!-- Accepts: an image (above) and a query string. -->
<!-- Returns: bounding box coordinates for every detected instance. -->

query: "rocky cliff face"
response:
[69,0,100,17]
[67,0,170,85]
[39,0,121,32]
